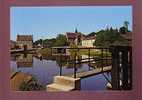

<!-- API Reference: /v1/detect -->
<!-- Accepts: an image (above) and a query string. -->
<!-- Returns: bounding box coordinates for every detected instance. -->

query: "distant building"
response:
[65,28,96,47]
[81,35,96,47]
[65,29,84,46]
[66,32,77,45]
[16,35,33,50]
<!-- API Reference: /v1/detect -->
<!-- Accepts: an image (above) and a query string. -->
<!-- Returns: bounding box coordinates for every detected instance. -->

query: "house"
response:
[65,28,96,47]
[65,32,77,45]
[16,35,33,50]
[81,35,96,47]
[65,31,84,46]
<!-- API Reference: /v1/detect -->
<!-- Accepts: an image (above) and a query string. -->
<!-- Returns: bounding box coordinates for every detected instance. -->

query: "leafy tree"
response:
[119,21,130,34]
[43,38,56,47]
[33,39,43,47]
[87,32,96,36]
[119,26,127,34]
[123,21,129,31]
[94,28,120,47]
[53,34,68,46]
[34,34,68,47]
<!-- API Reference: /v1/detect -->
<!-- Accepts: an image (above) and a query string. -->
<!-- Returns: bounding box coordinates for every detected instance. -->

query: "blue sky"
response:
[10,6,132,41]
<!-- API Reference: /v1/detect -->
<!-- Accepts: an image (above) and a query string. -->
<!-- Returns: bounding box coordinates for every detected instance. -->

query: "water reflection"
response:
[16,53,33,68]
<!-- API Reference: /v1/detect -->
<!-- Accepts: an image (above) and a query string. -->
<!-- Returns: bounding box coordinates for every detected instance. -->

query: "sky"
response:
[10,6,132,41]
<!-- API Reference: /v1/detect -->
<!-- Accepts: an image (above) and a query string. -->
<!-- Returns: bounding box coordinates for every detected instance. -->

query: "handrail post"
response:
[88,48,91,70]
[50,47,52,56]
[110,45,132,90]
[59,53,62,76]
[105,48,108,66]
[129,48,132,90]
[101,48,104,71]
[110,46,120,90]
[74,52,77,78]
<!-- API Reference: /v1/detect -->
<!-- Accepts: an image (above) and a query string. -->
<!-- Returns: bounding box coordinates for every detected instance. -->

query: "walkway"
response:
[46,66,111,92]
[65,66,112,78]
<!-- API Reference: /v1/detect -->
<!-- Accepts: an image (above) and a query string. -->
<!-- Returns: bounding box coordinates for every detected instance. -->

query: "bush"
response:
[19,78,45,91]
[38,48,51,57]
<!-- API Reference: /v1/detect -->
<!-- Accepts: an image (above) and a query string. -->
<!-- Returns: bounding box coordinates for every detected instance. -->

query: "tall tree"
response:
[94,28,120,47]
[53,34,68,46]
[123,21,129,31]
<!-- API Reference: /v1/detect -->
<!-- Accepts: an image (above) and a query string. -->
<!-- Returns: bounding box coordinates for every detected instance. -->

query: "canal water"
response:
[11,53,111,90]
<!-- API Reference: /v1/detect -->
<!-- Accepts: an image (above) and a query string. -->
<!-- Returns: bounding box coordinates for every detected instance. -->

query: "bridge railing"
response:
[51,46,132,90]
[51,47,112,78]
[110,45,132,90]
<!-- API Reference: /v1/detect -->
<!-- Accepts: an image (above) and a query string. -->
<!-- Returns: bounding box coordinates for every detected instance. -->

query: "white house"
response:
[81,36,96,47]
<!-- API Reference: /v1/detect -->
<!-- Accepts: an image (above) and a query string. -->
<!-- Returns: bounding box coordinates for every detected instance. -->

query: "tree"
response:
[119,26,127,34]
[87,32,96,36]
[123,21,129,31]
[119,21,130,34]
[94,28,120,47]
[43,38,56,47]
[53,34,68,46]
[33,39,42,46]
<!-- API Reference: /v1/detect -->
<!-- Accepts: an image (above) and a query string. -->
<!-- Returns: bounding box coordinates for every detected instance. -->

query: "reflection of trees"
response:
[66,53,82,69]
[54,54,82,69]
[55,55,70,67]
[90,59,112,69]
[66,43,82,69]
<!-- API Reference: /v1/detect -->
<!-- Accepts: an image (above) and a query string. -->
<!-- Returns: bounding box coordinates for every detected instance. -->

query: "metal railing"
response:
[110,45,132,90]
[51,47,112,78]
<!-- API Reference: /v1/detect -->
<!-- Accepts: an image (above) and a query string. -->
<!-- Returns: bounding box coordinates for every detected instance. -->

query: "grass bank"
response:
[79,49,111,58]
[38,48,52,57]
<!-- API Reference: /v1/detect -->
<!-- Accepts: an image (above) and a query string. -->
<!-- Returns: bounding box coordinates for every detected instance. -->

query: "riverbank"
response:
[38,47,111,58]
[79,49,111,58]
[11,71,44,91]
[37,48,51,57]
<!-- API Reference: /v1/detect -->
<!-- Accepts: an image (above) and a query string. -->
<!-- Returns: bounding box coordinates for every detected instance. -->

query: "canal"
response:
[10,53,111,91]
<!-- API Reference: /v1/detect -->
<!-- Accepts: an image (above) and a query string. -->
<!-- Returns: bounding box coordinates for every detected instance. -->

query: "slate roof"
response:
[66,32,77,40]
[17,35,33,41]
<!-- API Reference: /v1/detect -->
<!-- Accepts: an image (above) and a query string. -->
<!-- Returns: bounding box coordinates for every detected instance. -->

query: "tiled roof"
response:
[66,32,77,39]
[82,35,96,40]
[17,35,33,41]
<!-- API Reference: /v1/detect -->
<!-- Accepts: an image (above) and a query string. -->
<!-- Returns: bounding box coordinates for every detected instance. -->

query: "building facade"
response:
[65,33,84,46]
[65,29,96,47]
[81,36,96,47]
[65,32,77,45]
[16,35,33,50]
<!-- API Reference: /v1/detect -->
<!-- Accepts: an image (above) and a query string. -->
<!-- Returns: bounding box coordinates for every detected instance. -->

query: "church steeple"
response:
[75,28,78,33]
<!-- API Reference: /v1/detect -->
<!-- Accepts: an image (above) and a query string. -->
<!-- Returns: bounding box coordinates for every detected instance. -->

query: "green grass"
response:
[79,49,111,58]
[38,48,51,56]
